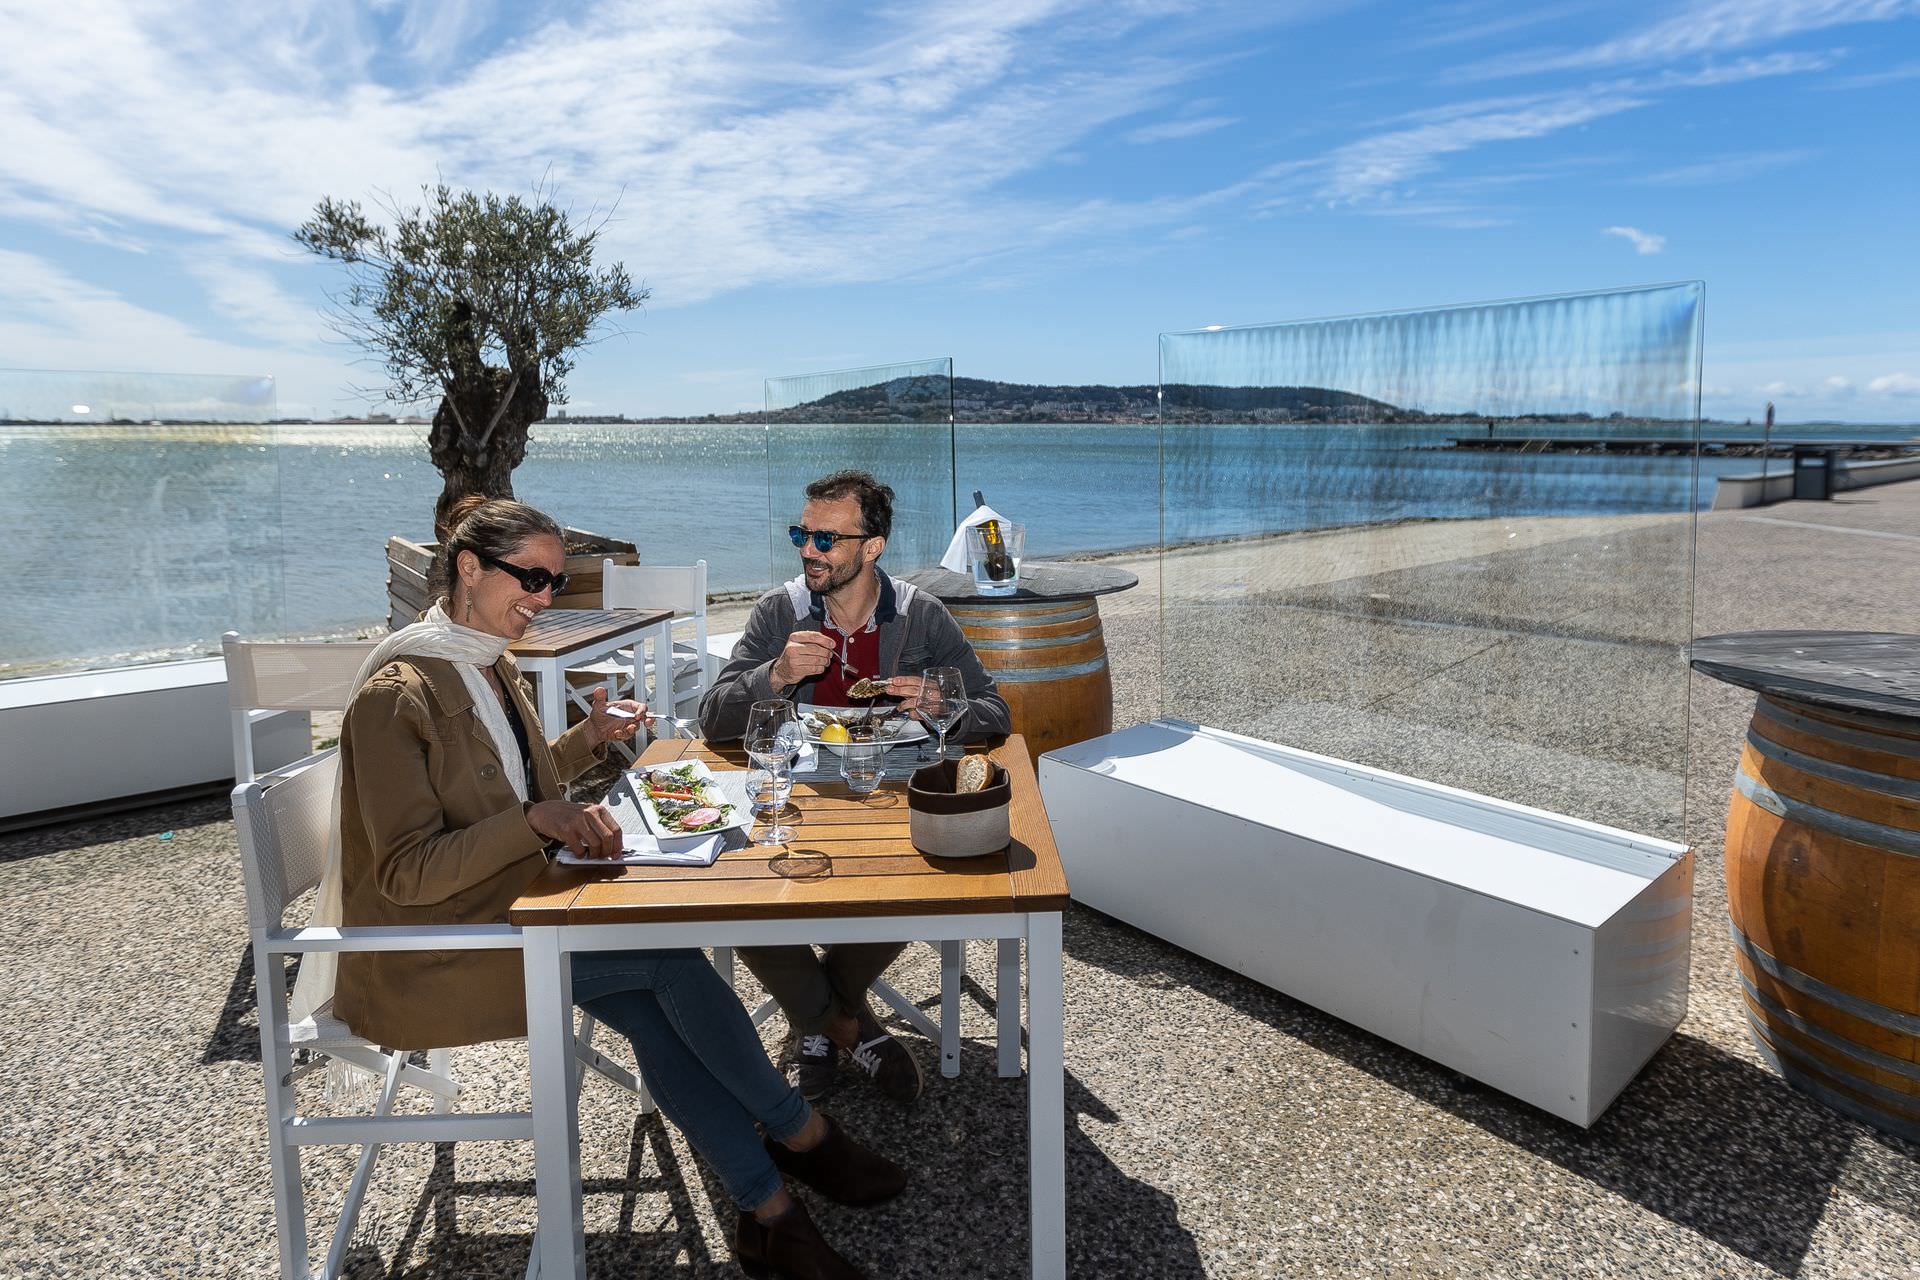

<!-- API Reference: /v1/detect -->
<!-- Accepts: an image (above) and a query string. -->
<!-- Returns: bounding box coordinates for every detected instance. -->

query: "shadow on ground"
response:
[266,998,1200,1278]
[1066,903,1920,1278]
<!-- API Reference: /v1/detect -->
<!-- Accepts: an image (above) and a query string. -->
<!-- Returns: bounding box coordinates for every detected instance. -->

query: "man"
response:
[701,469,1011,1102]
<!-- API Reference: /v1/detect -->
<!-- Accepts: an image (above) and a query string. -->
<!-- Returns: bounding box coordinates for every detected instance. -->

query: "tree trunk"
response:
[428,365,548,539]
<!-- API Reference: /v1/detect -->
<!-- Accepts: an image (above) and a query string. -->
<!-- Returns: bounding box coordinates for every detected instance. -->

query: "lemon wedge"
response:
[819,723,850,743]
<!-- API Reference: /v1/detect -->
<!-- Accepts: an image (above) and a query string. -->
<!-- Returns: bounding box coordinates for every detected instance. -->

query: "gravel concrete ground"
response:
[5,484,1918,1279]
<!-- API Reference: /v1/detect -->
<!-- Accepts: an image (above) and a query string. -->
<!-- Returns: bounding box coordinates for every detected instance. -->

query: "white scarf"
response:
[289,603,525,1033]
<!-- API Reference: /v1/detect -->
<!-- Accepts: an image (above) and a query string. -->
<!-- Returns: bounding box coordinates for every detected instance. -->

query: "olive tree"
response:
[296,185,647,536]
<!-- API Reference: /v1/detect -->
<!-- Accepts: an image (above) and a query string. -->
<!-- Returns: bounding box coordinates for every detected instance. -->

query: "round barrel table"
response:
[905,561,1139,760]
[1690,630,1920,1141]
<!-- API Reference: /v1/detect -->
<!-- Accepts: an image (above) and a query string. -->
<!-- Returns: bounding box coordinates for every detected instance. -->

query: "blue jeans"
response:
[570,947,810,1210]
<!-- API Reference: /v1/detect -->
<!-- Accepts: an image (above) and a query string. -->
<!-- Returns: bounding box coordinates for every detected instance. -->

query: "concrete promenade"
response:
[4,485,1918,1277]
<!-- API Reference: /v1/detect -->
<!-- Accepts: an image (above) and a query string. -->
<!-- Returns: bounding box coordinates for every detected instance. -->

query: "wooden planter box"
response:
[1038,719,1693,1126]
[385,527,639,630]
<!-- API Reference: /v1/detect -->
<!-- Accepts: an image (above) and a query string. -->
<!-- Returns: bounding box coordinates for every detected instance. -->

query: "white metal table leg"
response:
[646,620,665,709]
[711,946,734,989]
[526,927,586,1279]
[1027,912,1065,1280]
[534,658,567,739]
[997,936,1023,1077]
[939,940,963,1078]
[428,1046,452,1114]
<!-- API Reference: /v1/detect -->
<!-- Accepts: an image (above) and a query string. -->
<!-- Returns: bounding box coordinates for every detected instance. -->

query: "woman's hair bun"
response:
[445,493,496,533]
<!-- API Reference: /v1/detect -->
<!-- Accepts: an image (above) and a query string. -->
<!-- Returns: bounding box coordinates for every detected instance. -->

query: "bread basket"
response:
[907,757,1011,859]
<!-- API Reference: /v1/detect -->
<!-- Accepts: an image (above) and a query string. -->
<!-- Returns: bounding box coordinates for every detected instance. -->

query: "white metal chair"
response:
[222,633,380,784]
[237,753,647,1279]
[572,559,710,723]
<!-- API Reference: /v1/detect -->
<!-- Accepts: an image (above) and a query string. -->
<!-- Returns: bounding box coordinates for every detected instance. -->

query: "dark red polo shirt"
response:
[809,618,882,707]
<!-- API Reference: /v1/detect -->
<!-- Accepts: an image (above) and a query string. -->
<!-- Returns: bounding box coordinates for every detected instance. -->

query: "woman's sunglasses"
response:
[481,554,569,595]
[789,526,871,553]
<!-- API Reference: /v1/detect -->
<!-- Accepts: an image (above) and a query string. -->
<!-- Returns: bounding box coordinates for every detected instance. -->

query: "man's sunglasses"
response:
[789,526,871,553]
[481,554,569,596]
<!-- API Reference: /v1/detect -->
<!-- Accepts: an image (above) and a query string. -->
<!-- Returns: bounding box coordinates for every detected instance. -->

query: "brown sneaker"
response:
[850,1009,924,1103]
[788,1032,839,1101]
[765,1113,908,1206]
[735,1199,865,1280]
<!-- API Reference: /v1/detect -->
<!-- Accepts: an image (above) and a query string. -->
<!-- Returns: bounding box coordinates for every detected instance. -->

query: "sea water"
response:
[1,420,1909,676]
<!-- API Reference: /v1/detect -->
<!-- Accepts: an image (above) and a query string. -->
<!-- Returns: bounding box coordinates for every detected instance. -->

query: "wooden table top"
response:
[509,734,1071,926]
[509,607,675,660]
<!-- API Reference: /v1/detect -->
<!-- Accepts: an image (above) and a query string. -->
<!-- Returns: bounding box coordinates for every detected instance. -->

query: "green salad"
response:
[637,764,734,834]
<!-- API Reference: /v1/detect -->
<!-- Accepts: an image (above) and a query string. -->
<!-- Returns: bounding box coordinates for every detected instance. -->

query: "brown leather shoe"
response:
[735,1199,865,1280]
[765,1113,908,1205]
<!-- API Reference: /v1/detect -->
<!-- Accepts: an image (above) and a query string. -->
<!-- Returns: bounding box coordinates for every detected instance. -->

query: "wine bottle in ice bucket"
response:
[971,489,1017,585]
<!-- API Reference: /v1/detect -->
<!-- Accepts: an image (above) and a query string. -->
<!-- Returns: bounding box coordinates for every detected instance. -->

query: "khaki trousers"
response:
[734,942,910,1035]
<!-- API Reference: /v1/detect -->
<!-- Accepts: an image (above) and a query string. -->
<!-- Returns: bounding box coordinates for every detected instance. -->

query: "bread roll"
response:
[955,755,991,794]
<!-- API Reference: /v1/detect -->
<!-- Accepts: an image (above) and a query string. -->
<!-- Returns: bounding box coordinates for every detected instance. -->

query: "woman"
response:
[305,495,900,1279]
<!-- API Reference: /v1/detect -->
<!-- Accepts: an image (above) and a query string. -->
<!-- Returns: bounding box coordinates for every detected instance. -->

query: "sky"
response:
[1,0,1918,423]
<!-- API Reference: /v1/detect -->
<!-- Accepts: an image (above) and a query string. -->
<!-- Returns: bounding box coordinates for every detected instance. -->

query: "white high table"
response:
[510,735,1072,1278]
[507,607,675,731]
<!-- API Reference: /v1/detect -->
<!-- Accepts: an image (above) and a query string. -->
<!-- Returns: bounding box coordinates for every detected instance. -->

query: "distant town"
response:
[3,375,1906,429]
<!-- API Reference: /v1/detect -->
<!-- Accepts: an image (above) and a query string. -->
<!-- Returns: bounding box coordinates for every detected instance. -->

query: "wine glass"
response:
[916,667,968,763]
[745,699,798,845]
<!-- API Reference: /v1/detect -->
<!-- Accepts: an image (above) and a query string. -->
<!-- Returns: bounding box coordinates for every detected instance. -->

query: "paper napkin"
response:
[939,504,1004,573]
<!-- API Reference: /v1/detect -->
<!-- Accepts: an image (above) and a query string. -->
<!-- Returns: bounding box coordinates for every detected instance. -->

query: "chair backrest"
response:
[223,632,379,782]
[601,560,707,618]
[604,559,709,661]
[232,750,340,936]
[223,632,380,712]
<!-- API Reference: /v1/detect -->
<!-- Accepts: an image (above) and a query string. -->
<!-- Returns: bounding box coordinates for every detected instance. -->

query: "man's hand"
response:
[877,674,925,706]
[770,630,838,688]
[525,800,625,859]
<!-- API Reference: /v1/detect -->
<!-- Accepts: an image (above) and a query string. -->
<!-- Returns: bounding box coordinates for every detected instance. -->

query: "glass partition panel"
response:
[1159,283,1704,839]
[764,359,954,586]
[1,369,283,679]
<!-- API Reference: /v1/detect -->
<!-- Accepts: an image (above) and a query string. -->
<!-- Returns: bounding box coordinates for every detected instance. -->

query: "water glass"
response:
[966,522,1024,596]
[839,738,885,795]
[749,766,792,813]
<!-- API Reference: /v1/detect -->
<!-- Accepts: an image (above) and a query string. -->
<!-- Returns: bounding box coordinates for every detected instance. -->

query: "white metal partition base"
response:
[1040,720,1692,1127]
[525,911,1064,1279]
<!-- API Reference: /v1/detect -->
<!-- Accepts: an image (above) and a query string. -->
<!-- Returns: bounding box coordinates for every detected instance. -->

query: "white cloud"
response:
[1822,375,1856,396]
[1633,148,1814,184]
[1452,0,1920,80]
[0,249,368,417]
[1123,115,1240,143]
[0,0,1297,311]
[1760,380,1805,396]
[1868,372,1920,394]
[1603,225,1667,254]
[1821,57,1920,86]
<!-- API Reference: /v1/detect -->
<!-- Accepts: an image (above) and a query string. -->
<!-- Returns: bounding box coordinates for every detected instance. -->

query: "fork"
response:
[643,712,701,738]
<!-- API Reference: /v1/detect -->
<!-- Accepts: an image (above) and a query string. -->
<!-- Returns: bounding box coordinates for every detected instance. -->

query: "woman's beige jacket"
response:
[333,653,604,1049]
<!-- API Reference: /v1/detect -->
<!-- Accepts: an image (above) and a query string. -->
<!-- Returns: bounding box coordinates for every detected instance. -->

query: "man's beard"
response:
[807,557,864,596]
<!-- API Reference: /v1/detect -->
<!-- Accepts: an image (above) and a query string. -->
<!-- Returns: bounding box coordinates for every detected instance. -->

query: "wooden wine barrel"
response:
[948,598,1112,759]
[907,561,1139,760]
[1694,631,1920,1143]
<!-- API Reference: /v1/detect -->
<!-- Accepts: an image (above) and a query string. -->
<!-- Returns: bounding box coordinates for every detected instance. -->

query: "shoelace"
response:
[799,1033,833,1060]
[850,1036,889,1076]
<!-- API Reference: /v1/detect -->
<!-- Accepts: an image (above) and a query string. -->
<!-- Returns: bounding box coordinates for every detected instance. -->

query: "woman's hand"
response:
[525,799,625,859]
[583,686,647,748]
